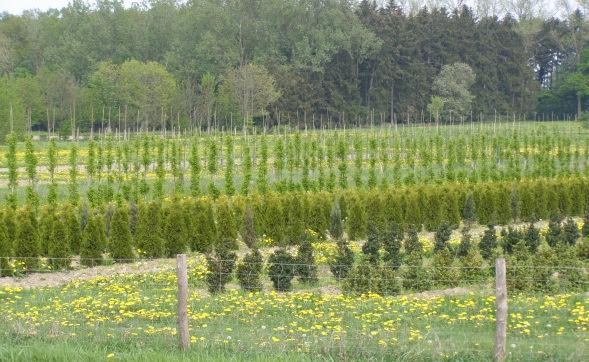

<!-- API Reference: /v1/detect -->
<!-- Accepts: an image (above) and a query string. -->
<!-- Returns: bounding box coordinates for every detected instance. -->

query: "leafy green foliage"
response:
[108,205,134,262]
[268,248,296,292]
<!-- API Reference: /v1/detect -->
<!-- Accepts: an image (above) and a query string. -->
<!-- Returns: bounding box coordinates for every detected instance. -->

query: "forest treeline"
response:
[0,0,586,135]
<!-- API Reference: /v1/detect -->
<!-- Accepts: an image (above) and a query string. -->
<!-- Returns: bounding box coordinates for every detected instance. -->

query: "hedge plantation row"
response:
[1,176,589,271]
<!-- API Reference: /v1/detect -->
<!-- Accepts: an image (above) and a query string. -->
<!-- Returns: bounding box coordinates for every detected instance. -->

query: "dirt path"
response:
[0,258,175,289]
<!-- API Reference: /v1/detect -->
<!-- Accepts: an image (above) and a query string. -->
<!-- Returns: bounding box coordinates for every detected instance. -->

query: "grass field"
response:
[1,258,587,361]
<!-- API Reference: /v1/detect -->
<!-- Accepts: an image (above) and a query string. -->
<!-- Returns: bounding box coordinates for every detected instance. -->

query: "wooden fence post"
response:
[494,258,507,362]
[176,254,190,350]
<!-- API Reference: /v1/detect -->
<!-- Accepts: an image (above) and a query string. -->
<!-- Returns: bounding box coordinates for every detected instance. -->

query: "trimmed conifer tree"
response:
[0,210,11,276]
[48,215,71,270]
[462,191,476,226]
[458,228,472,258]
[15,207,40,271]
[163,202,188,257]
[546,216,562,248]
[296,232,318,285]
[109,205,134,262]
[63,204,82,255]
[479,224,498,260]
[434,222,452,253]
[80,213,106,267]
[404,224,423,255]
[362,223,381,265]
[561,218,580,246]
[383,222,403,269]
[38,206,56,256]
[268,248,296,292]
[135,201,164,258]
[237,206,264,291]
[524,223,540,253]
[432,247,460,288]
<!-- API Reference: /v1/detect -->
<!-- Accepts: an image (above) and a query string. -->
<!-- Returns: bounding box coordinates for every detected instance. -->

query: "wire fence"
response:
[0,256,587,360]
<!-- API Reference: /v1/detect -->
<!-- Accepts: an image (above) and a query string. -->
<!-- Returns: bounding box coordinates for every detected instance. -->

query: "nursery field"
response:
[1,120,588,361]
[0,121,588,206]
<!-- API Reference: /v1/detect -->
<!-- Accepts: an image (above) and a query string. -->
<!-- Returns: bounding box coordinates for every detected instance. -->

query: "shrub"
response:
[561,218,580,246]
[460,248,485,284]
[63,204,82,255]
[80,213,106,267]
[343,261,400,296]
[434,222,452,253]
[268,248,296,292]
[479,224,498,260]
[15,207,40,271]
[329,199,344,240]
[577,237,589,259]
[236,207,264,292]
[506,241,534,292]
[462,191,476,225]
[330,239,355,281]
[38,206,55,257]
[457,228,472,258]
[205,242,237,294]
[135,201,164,258]
[524,223,540,253]
[402,251,432,292]
[236,249,264,292]
[189,199,216,253]
[108,205,134,262]
[362,223,381,265]
[162,202,188,257]
[383,222,403,269]
[546,216,562,248]
[503,227,524,254]
[48,215,71,270]
[431,248,460,288]
[404,224,422,255]
[532,242,557,292]
[582,207,589,237]
[295,234,318,285]
[554,244,587,292]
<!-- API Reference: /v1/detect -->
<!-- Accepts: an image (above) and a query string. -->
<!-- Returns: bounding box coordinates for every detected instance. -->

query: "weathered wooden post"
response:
[176,254,190,350]
[494,258,507,362]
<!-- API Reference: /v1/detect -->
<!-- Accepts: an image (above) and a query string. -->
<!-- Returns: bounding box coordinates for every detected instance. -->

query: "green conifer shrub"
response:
[431,248,460,288]
[295,232,318,285]
[479,225,498,260]
[524,223,541,253]
[268,248,296,292]
[135,201,164,258]
[383,222,403,269]
[362,223,381,265]
[108,205,134,262]
[48,215,71,270]
[162,202,188,257]
[15,207,40,271]
[401,251,432,292]
[404,225,422,255]
[434,222,452,253]
[236,207,264,292]
[80,213,106,267]
[561,218,580,246]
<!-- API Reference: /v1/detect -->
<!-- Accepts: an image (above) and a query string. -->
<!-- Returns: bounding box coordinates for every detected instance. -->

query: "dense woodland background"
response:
[0,0,588,136]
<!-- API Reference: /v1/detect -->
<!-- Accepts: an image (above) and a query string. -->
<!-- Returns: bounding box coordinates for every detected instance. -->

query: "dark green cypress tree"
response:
[524,223,541,253]
[268,248,296,292]
[503,227,524,254]
[546,216,562,248]
[80,213,106,267]
[561,218,580,246]
[479,224,498,260]
[163,202,188,257]
[362,223,381,265]
[458,227,472,258]
[237,206,264,291]
[404,224,423,255]
[15,207,39,271]
[48,215,71,270]
[383,222,403,269]
[109,205,134,262]
[38,206,56,256]
[135,201,164,258]
[63,204,82,255]
[434,222,452,253]
[295,232,318,285]
[462,191,476,226]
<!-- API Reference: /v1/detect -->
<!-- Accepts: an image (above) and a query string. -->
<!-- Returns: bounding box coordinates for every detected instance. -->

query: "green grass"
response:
[1,266,587,361]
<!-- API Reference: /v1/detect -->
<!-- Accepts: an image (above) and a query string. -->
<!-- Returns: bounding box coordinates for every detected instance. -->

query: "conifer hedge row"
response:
[1,176,589,269]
